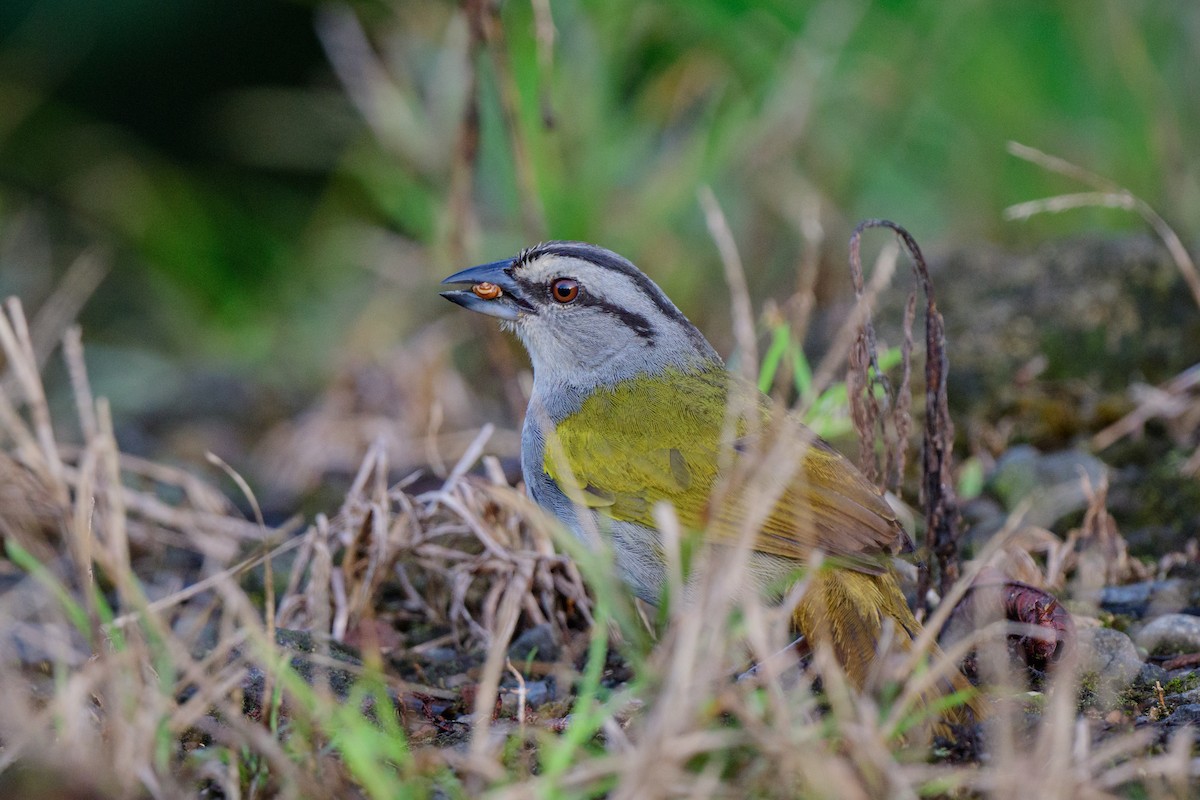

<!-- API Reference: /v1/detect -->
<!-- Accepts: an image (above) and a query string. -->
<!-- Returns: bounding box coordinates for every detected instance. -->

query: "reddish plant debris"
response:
[941,567,1075,682]
[1162,652,1200,671]
[1000,579,1074,670]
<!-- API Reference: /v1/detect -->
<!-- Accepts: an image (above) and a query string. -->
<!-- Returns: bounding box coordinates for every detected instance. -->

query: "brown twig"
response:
[848,220,960,608]
[846,235,905,487]
[1162,652,1200,671]
[1092,362,1200,451]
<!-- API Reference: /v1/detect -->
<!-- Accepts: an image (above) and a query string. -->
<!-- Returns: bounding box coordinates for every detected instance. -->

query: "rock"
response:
[1099,580,1193,619]
[988,445,1108,528]
[1164,687,1200,706]
[1135,614,1200,656]
[2,622,89,669]
[240,629,365,711]
[1137,662,1169,688]
[1078,627,1144,708]
[1167,667,1200,684]
[959,496,1008,553]
[420,646,462,664]
[1080,627,1144,678]
[525,678,554,707]
[499,678,555,713]
[1162,704,1200,730]
[508,623,560,663]
[900,236,1200,429]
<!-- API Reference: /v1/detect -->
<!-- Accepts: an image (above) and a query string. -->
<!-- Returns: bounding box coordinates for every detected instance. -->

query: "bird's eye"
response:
[550,278,580,303]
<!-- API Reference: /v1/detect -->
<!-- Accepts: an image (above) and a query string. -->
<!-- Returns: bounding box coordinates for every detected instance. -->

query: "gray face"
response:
[441,242,720,393]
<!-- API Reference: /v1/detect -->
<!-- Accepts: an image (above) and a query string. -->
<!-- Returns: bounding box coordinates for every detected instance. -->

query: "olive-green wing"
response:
[544,368,908,564]
[728,434,911,560]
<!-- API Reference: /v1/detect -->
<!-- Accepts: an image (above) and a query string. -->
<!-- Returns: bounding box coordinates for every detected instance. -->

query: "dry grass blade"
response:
[699,185,758,383]
[315,5,438,168]
[1092,362,1200,453]
[0,298,67,502]
[1005,140,1200,312]
[62,326,97,442]
[24,248,109,373]
[467,556,532,761]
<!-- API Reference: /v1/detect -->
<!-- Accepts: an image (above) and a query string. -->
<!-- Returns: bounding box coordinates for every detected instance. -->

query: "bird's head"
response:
[441,242,720,390]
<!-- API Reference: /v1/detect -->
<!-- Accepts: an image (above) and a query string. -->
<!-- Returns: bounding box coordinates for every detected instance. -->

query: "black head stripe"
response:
[508,272,542,298]
[508,267,656,342]
[511,241,714,348]
[577,295,655,341]
[512,242,551,269]
[526,242,692,328]
[540,241,691,326]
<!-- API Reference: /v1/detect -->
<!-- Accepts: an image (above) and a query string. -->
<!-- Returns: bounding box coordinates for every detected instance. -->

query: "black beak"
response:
[439,259,533,320]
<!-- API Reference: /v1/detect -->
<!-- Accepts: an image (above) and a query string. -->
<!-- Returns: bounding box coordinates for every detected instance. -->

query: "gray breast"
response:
[520,392,667,604]
[520,410,579,530]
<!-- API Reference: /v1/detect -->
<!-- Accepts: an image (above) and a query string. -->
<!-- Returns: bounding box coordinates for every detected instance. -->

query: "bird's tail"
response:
[792,566,987,735]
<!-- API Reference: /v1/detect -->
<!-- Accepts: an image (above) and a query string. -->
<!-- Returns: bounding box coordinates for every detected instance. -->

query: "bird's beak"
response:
[439,259,534,321]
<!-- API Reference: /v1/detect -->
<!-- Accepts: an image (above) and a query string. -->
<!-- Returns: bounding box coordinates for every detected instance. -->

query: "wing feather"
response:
[545,367,907,569]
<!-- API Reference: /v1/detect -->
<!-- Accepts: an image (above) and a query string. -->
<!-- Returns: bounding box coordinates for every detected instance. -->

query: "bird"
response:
[441,241,984,728]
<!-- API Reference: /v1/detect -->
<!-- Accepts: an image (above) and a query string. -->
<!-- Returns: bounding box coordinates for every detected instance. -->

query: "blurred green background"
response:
[0,0,1195,501]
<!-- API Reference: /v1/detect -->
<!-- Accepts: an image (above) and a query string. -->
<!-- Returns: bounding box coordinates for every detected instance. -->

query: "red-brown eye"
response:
[551,278,579,303]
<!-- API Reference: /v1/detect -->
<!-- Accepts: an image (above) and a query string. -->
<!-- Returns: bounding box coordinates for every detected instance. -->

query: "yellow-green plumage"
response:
[791,568,921,685]
[547,366,905,564]
[547,365,983,725]
[441,241,985,732]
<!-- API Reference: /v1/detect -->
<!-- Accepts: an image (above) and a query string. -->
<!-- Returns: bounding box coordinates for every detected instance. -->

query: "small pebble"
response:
[1137,662,1169,687]
[1135,613,1200,656]
[508,623,560,663]
[1080,627,1144,681]
[1078,627,1144,709]
[1165,704,1200,728]
[499,679,554,713]
[1099,579,1191,620]
[988,445,1107,527]
[420,646,462,664]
